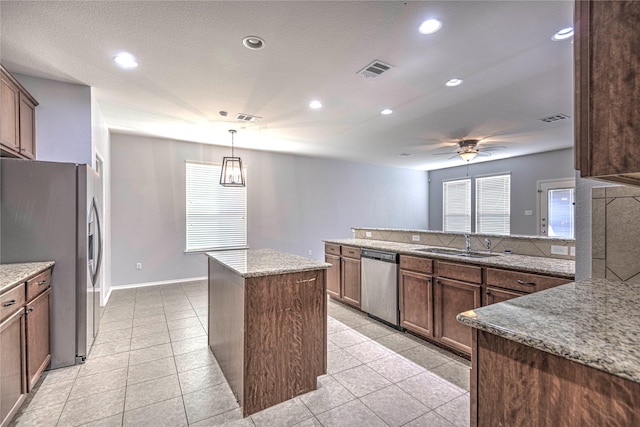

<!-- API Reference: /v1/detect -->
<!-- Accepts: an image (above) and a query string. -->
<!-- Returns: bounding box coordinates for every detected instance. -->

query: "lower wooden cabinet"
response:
[324,244,361,308]
[341,256,361,308]
[399,269,434,338]
[25,288,51,392]
[435,277,481,355]
[484,286,526,305]
[325,253,341,299]
[0,309,26,427]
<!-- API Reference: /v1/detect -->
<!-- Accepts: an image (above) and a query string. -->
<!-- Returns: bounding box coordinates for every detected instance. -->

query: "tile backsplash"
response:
[592,185,640,284]
[352,228,575,260]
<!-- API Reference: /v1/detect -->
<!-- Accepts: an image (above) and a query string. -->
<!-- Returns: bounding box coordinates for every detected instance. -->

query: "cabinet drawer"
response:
[400,255,433,274]
[436,261,482,284]
[325,244,340,256]
[1,283,25,322]
[26,269,51,301]
[486,268,571,293]
[341,246,361,259]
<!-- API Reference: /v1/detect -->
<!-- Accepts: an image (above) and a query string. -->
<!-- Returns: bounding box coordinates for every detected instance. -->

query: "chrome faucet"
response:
[485,238,491,253]
[464,234,471,252]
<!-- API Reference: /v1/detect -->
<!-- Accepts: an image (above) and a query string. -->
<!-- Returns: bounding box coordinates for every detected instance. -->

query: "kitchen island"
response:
[206,249,331,416]
[457,278,640,426]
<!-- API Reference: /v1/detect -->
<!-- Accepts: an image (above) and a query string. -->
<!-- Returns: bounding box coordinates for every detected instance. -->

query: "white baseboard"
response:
[106,276,208,302]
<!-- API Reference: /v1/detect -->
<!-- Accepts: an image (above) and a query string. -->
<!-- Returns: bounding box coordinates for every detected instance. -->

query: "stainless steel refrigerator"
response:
[1,158,103,368]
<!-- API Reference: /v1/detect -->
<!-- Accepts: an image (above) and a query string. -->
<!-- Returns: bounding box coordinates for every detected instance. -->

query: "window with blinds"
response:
[476,174,511,235]
[443,179,471,233]
[185,162,247,252]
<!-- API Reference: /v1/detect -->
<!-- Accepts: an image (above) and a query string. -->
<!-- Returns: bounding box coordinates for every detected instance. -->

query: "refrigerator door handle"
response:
[90,197,103,287]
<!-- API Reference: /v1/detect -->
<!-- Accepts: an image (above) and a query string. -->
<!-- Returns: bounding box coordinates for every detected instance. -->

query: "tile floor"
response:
[11,281,470,427]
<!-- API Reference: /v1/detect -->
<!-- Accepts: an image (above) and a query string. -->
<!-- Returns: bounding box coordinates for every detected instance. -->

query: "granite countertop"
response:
[206,248,331,278]
[457,279,640,383]
[324,238,574,278]
[0,261,56,294]
[353,227,575,242]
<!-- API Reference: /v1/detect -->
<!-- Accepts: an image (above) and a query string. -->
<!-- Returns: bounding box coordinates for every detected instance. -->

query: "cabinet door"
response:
[18,93,36,159]
[435,278,481,355]
[0,74,20,152]
[399,269,433,338]
[0,309,26,427]
[325,254,341,299]
[341,257,361,308]
[25,288,51,392]
[484,287,526,306]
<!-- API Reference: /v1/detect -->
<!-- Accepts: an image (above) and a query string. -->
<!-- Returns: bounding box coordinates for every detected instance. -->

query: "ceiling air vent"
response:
[357,60,394,78]
[235,113,262,122]
[539,113,570,123]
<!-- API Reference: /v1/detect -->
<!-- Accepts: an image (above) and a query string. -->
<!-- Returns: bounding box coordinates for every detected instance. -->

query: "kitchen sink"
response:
[415,248,500,258]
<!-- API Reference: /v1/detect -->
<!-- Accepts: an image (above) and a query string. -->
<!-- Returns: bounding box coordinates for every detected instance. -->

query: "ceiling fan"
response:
[432,139,506,162]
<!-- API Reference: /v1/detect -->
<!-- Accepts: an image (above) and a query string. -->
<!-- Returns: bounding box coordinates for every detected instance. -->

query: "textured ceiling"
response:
[0,1,575,170]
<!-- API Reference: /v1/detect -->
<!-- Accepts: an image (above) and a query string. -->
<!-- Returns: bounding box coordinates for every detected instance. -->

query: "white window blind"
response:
[443,179,471,232]
[186,162,247,251]
[476,174,510,235]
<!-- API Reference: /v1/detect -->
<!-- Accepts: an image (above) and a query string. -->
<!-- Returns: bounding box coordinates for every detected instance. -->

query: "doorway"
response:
[538,178,575,238]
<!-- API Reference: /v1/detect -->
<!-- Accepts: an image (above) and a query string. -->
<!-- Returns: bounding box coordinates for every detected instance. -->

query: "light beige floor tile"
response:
[352,322,396,339]
[367,354,425,383]
[292,417,323,427]
[434,393,471,427]
[194,307,208,317]
[11,402,63,426]
[127,356,177,385]
[133,306,165,318]
[132,314,166,327]
[332,365,391,398]
[430,361,471,391]
[98,319,134,332]
[94,328,132,345]
[174,348,217,373]
[169,324,206,342]
[396,372,465,410]
[403,411,456,427]
[128,343,174,366]
[250,398,313,427]
[343,340,392,364]
[327,329,369,349]
[124,374,182,411]
[374,333,421,353]
[171,335,208,355]
[183,383,239,424]
[316,399,387,427]
[326,348,362,375]
[57,387,125,426]
[78,352,129,377]
[177,363,225,394]
[189,408,255,426]
[131,322,168,338]
[360,384,429,427]
[69,367,128,400]
[130,331,170,350]
[298,375,356,415]
[89,339,131,358]
[167,316,202,331]
[40,365,81,386]
[163,302,194,313]
[327,318,350,334]
[399,345,452,370]
[122,396,187,427]
[78,413,124,427]
[165,309,197,321]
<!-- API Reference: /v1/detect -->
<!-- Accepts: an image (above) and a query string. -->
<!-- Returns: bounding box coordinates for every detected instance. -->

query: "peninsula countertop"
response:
[324,238,574,278]
[0,261,56,294]
[206,248,331,278]
[457,278,640,383]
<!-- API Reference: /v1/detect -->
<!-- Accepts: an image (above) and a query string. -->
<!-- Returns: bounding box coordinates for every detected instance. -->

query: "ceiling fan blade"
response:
[481,146,506,151]
[448,154,461,160]
[431,151,457,156]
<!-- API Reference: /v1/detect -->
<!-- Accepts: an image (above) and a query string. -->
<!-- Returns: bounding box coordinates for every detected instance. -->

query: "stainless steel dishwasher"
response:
[360,249,400,327]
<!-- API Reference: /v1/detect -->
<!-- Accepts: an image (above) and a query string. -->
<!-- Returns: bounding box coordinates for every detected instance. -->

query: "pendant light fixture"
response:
[220,129,245,187]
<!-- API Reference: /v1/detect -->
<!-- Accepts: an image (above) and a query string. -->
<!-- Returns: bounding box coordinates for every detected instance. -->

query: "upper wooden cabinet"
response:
[574,1,640,186]
[0,65,38,160]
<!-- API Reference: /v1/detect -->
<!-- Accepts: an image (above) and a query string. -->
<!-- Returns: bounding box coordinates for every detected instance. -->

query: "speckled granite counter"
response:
[457,278,640,383]
[324,238,574,278]
[206,248,331,278]
[0,261,55,294]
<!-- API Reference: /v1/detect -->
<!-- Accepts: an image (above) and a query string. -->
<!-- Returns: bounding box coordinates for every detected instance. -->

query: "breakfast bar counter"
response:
[206,249,331,416]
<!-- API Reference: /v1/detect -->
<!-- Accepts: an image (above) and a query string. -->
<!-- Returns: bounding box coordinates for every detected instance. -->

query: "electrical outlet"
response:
[524,210,533,216]
[307,250,312,256]
[365,231,372,237]
[570,246,576,256]
[550,245,569,255]
[412,235,420,242]
[136,262,142,270]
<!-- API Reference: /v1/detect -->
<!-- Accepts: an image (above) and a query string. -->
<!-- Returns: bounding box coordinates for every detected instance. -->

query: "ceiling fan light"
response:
[459,150,478,162]
[419,18,442,35]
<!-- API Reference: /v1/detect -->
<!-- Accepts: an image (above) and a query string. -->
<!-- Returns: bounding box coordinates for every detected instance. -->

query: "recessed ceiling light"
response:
[243,36,265,50]
[552,27,574,41]
[445,78,463,87]
[113,52,138,69]
[309,100,322,109]
[419,19,442,35]
[381,109,393,115]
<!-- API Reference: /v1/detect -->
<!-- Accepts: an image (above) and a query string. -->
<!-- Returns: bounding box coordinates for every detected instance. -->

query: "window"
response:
[538,179,575,238]
[185,162,247,252]
[476,174,511,235]
[443,179,471,232]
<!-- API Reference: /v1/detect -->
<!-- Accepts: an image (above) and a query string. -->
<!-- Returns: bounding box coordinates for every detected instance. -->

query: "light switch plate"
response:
[412,235,420,242]
[524,210,533,216]
[570,246,576,256]
[551,245,569,255]
[365,231,372,237]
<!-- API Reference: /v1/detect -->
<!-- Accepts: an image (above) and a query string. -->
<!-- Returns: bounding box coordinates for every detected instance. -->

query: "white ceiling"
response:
[0,1,575,170]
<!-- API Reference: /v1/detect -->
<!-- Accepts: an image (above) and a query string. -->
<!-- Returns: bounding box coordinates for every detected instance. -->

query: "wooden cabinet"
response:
[324,244,361,308]
[0,65,37,160]
[484,267,572,306]
[0,266,52,427]
[574,0,640,186]
[399,255,434,338]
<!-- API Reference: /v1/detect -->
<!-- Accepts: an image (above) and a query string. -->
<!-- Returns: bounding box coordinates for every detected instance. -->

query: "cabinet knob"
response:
[38,280,47,286]
[2,299,17,307]
[517,279,536,286]
[26,307,34,314]
[485,290,491,295]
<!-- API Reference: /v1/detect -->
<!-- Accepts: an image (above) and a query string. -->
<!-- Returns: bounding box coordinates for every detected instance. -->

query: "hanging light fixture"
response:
[220,129,245,187]
[459,150,478,162]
